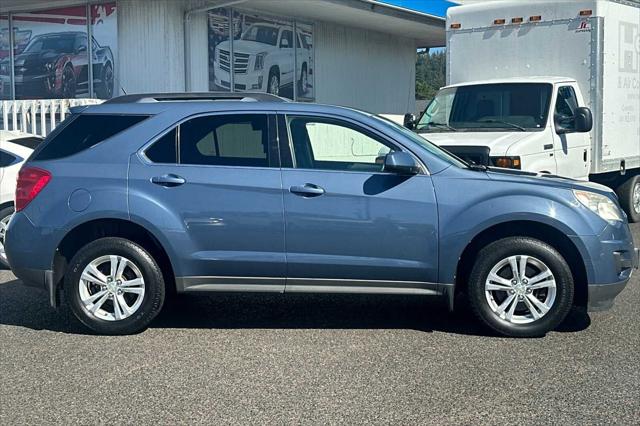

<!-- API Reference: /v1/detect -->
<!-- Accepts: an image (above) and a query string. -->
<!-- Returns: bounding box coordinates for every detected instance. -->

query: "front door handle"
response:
[151,174,186,187]
[290,183,325,197]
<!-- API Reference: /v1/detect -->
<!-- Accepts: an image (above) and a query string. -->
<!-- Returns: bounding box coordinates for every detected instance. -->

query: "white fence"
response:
[0,99,104,138]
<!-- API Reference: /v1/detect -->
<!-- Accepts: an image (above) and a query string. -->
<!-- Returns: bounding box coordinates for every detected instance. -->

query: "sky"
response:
[381,0,458,17]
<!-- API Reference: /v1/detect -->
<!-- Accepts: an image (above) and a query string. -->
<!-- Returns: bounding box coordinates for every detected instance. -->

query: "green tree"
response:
[416,49,446,101]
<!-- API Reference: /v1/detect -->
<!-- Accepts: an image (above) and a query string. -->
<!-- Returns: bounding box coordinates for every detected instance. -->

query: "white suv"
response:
[213,23,311,96]
[0,131,39,266]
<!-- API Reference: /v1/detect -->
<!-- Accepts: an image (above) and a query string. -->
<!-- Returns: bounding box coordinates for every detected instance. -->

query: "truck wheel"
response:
[64,237,165,335]
[467,237,574,337]
[616,175,640,223]
[267,68,280,96]
[298,64,308,95]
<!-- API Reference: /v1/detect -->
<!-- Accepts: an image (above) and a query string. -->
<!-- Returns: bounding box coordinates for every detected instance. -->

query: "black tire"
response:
[616,174,640,223]
[267,68,280,96]
[467,237,574,337]
[61,65,76,98]
[96,62,114,99]
[64,237,165,335]
[0,205,14,268]
[298,64,308,95]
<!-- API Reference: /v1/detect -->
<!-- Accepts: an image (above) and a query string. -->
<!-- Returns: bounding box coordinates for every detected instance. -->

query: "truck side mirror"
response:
[383,151,421,175]
[403,113,416,130]
[574,107,593,133]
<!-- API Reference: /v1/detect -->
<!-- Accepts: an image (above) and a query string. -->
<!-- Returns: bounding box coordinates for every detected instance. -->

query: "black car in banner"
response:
[0,31,114,99]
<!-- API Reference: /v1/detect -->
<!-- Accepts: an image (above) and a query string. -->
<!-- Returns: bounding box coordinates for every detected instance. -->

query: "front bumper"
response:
[587,247,638,311]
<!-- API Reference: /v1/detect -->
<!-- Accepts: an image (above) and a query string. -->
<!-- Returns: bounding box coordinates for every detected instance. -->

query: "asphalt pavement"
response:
[1,225,639,424]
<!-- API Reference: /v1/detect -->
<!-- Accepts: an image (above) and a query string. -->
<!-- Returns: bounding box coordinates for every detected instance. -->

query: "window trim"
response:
[277,112,428,175]
[139,111,279,170]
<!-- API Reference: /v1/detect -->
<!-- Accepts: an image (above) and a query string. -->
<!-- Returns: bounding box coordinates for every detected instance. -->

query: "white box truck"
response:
[408,0,640,221]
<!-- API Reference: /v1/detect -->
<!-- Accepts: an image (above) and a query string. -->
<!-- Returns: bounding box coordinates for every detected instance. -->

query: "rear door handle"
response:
[151,174,186,187]
[289,183,325,197]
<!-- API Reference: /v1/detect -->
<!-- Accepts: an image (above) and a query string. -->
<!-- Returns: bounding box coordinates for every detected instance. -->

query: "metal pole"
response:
[8,13,16,100]
[87,3,94,98]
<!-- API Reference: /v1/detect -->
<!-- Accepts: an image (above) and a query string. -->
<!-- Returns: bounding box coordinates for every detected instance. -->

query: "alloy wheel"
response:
[79,255,146,321]
[0,213,11,265]
[268,75,279,96]
[633,181,640,214]
[484,255,556,324]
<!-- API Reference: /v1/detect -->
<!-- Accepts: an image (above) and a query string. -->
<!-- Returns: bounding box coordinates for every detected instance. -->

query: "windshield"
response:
[24,35,75,54]
[241,25,279,46]
[372,115,469,169]
[416,83,552,132]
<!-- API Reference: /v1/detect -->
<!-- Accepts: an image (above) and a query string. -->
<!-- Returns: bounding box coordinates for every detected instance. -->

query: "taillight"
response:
[15,167,52,212]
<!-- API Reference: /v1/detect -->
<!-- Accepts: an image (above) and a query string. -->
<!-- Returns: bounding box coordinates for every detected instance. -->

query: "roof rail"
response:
[103,92,288,104]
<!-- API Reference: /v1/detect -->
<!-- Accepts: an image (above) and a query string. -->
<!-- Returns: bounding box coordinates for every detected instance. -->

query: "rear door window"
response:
[34,114,149,161]
[178,114,273,167]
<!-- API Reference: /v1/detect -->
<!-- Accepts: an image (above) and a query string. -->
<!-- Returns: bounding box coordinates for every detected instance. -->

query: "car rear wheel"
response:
[0,205,14,267]
[467,237,574,337]
[64,237,165,335]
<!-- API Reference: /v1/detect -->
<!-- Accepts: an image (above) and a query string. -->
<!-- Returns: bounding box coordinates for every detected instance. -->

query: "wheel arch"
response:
[54,218,177,296]
[454,220,589,309]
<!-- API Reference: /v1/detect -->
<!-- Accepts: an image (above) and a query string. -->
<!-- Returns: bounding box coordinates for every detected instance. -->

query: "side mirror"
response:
[76,45,87,53]
[280,38,290,48]
[403,113,416,130]
[383,151,421,175]
[574,107,593,133]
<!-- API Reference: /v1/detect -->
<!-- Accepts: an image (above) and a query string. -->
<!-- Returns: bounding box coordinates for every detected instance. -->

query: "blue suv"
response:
[5,93,638,336]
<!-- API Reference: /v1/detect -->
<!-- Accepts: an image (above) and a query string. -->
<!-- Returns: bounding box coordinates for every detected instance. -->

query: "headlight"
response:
[254,52,267,71]
[573,190,624,222]
[490,156,521,169]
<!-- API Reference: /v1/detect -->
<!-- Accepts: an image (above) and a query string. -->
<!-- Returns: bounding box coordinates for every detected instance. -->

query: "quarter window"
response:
[145,129,177,164]
[0,150,17,167]
[287,116,394,172]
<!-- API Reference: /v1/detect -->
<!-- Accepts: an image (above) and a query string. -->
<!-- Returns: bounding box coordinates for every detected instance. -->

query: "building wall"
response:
[116,1,417,113]
[118,0,186,94]
[314,21,417,114]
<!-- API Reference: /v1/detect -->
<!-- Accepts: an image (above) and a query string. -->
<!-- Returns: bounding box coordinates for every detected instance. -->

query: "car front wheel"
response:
[467,237,574,337]
[64,237,165,335]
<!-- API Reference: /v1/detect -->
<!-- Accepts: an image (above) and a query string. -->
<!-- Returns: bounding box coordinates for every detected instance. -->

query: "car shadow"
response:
[0,279,591,336]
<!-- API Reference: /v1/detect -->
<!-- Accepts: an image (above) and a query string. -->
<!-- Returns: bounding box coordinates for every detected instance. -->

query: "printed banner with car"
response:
[208,8,314,101]
[0,3,117,100]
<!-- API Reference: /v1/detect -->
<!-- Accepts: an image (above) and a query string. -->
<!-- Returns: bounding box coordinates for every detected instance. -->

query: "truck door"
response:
[552,85,590,180]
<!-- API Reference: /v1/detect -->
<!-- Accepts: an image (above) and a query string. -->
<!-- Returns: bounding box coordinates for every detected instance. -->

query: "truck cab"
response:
[414,77,593,180]
[408,0,640,221]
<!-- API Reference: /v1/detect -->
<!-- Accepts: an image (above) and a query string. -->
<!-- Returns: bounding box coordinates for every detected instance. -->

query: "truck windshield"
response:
[416,83,552,132]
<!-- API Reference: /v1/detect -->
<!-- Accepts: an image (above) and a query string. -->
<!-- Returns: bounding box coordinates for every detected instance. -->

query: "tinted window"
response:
[0,150,17,167]
[34,114,149,161]
[287,116,394,172]
[179,114,271,167]
[145,129,177,163]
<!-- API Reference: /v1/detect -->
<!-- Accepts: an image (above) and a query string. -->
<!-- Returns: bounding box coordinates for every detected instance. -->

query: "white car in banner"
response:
[0,131,41,266]
[213,23,311,96]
